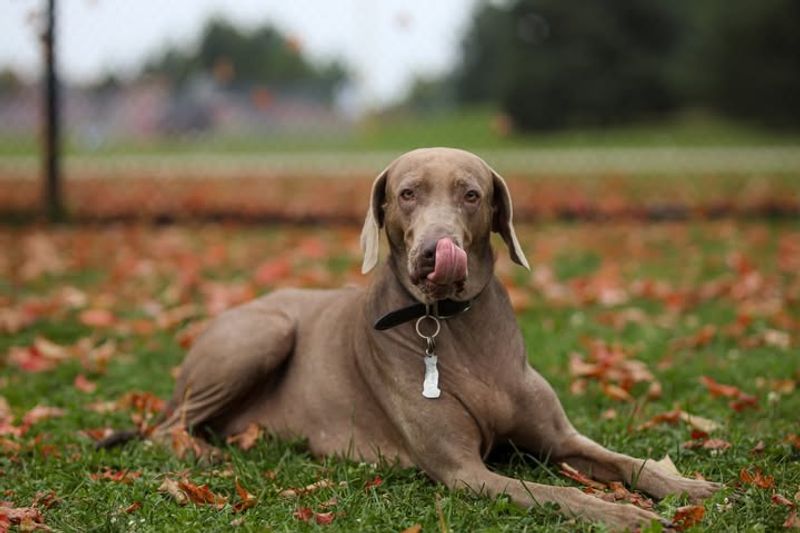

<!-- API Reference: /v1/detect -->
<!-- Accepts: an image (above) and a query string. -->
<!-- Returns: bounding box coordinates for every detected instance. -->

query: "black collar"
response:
[374,297,475,330]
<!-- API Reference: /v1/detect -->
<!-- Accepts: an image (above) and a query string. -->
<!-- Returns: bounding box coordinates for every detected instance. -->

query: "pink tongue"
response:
[427,238,468,285]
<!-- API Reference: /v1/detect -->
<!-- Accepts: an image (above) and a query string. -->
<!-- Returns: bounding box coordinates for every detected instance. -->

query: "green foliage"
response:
[144,17,347,98]
[701,0,800,128]
[450,0,800,131]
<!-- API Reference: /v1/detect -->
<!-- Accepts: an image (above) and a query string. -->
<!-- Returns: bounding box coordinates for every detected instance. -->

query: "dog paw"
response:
[599,503,668,532]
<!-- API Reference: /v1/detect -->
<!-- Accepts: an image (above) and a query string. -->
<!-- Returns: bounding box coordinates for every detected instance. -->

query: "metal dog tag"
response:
[422,354,441,399]
[416,313,442,400]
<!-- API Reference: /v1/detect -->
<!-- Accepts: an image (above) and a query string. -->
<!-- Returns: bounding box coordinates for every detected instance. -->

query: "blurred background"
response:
[0,0,798,221]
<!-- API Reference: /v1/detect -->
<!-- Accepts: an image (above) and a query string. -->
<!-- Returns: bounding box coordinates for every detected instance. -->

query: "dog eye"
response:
[399,189,415,201]
[464,190,480,203]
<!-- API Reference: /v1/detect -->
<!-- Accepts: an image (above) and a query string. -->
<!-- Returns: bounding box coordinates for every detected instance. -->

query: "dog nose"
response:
[421,241,437,262]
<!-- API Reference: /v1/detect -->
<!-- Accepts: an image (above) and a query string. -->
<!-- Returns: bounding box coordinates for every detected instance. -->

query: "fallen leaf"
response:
[673,505,705,531]
[401,525,422,533]
[0,502,49,531]
[79,308,116,327]
[702,438,732,451]
[750,440,766,454]
[700,375,743,398]
[122,501,142,513]
[279,479,334,498]
[73,374,97,394]
[232,479,257,513]
[158,478,188,505]
[90,468,141,484]
[178,479,228,508]
[315,511,335,525]
[680,411,721,433]
[226,423,262,451]
[22,405,66,428]
[785,510,800,529]
[602,383,633,402]
[772,493,795,508]
[364,476,383,490]
[293,506,313,522]
[739,467,775,489]
[78,427,114,442]
[560,462,606,490]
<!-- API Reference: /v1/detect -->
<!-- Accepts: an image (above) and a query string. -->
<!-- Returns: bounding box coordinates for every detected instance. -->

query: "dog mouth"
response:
[410,237,468,298]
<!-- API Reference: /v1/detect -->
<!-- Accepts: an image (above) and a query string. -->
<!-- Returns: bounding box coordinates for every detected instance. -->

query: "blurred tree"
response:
[452,4,515,104]
[498,0,683,130]
[0,68,24,94]
[144,18,348,100]
[702,0,800,128]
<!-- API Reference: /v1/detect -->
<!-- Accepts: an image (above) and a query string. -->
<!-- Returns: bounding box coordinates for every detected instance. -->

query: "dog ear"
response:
[360,167,388,273]
[491,169,530,270]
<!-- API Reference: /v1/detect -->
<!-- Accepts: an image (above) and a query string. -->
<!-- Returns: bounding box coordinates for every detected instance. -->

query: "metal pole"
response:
[43,0,63,221]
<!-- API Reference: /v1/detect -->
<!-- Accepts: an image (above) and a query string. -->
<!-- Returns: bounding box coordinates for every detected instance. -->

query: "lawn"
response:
[1,220,798,531]
[2,108,799,157]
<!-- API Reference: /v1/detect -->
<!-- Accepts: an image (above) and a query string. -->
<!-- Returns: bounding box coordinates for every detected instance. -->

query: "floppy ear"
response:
[360,167,389,273]
[491,170,530,270]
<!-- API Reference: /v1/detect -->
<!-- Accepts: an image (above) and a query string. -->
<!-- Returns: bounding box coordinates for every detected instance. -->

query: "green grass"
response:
[1,108,799,157]
[1,221,798,531]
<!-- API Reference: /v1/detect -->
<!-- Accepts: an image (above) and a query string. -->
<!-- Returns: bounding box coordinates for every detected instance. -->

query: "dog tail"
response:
[94,428,142,450]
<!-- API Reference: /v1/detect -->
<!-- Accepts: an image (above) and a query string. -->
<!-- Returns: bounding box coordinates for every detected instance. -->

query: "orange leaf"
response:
[79,308,116,327]
[293,507,313,522]
[226,423,262,451]
[123,501,142,514]
[673,505,705,531]
[700,375,742,398]
[315,511,335,525]
[233,479,257,513]
[364,476,383,490]
[178,480,228,508]
[772,493,795,508]
[739,467,775,489]
[90,467,141,484]
[602,383,633,402]
[560,462,607,490]
[74,374,97,394]
[785,510,800,529]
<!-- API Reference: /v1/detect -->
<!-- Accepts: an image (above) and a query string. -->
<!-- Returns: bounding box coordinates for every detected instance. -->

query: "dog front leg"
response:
[433,458,668,531]
[508,368,722,501]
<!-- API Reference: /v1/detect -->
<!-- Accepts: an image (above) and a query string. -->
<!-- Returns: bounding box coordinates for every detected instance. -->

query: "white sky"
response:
[0,0,478,110]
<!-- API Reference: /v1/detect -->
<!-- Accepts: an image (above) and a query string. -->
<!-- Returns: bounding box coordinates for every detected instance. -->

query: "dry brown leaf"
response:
[22,405,66,427]
[772,493,795,508]
[73,374,97,394]
[178,479,228,508]
[315,511,335,525]
[701,438,732,450]
[786,510,800,529]
[158,478,188,505]
[232,479,257,513]
[293,506,313,521]
[122,501,142,514]
[602,383,633,402]
[560,462,607,490]
[673,505,705,531]
[279,479,334,498]
[750,440,766,454]
[401,525,422,533]
[680,411,721,433]
[226,422,262,451]
[739,467,775,489]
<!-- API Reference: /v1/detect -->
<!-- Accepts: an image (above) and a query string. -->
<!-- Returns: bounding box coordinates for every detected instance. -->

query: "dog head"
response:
[360,147,529,303]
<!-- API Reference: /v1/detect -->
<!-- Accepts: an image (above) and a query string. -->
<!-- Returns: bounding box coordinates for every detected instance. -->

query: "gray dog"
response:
[149,148,720,529]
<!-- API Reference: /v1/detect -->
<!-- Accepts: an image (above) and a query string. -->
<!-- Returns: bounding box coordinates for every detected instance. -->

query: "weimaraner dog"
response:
[150,148,720,529]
